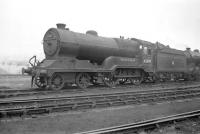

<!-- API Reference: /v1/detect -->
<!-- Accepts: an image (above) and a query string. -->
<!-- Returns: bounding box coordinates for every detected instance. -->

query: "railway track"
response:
[1,85,200,118]
[0,87,85,98]
[0,81,198,99]
[76,110,200,134]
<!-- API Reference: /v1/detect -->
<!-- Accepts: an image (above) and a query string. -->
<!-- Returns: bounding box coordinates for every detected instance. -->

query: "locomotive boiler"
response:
[23,23,200,90]
[43,23,141,63]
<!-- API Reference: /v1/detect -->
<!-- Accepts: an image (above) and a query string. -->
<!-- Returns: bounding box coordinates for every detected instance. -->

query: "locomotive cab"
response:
[141,44,154,71]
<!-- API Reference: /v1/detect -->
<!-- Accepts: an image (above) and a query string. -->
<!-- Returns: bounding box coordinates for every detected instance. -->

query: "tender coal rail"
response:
[76,110,200,134]
[1,85,200,118]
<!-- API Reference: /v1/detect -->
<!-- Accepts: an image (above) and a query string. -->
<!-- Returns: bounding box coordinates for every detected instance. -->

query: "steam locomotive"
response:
[22,23,200,90]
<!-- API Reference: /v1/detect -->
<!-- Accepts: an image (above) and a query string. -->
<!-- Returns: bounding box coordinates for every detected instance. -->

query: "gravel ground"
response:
[1,98,200,134]
[0,75,31,89]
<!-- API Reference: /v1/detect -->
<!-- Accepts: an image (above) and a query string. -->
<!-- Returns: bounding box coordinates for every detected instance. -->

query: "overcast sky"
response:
[0,0,200,61]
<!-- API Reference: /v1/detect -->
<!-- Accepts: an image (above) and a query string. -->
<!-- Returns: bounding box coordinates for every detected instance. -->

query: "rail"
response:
[1,85,200,118]
[76,110,200,134]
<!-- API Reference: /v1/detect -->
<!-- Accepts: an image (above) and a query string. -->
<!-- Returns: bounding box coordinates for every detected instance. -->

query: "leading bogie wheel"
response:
[75,73,91,89]
[50,73,65,90]
[35,76,47,88]
[130,77,142,86]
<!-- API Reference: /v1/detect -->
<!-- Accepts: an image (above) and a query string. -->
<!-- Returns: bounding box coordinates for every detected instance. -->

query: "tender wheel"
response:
[130,77,142,86]
[103,73,117,88]
[91,79,100,86]
[75,73,91,89]
[50,73,65,90]
[35,76,46,88]
[119,78,127,85]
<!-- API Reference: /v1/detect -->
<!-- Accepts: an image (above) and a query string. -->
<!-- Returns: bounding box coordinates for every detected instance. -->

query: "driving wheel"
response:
[50,73,65,90]
[75,73,91,89]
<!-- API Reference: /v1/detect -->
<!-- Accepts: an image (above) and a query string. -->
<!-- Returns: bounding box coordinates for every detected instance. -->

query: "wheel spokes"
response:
[50,74,65,90]
[76,73,90,89]
[35,76,46,88]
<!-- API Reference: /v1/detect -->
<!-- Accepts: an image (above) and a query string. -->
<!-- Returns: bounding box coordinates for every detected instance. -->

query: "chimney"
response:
[56,23,66,29]
[186,47,191,51]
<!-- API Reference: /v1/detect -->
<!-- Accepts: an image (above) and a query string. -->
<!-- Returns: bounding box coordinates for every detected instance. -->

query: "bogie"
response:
[34,76,47,88]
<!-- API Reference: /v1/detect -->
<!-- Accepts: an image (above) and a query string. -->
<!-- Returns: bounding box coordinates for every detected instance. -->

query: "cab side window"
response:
[143,47,151,55]
[147,49,151,55]
[143,47,148,55]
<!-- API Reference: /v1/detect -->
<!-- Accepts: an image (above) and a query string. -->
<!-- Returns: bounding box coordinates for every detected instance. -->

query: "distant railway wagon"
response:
[22,23,200,90]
